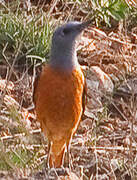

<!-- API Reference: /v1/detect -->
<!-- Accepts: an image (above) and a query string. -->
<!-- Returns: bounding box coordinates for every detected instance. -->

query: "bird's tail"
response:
[48,140,66,168]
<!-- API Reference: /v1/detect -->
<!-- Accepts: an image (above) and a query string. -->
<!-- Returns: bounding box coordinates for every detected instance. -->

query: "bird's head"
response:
[50,20,92,71]
[52,20,91,48]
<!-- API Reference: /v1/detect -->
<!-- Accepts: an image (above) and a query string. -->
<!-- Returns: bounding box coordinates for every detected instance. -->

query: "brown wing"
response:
[80,66,88,118]
[82,78,87,118]
[33,64,43,106]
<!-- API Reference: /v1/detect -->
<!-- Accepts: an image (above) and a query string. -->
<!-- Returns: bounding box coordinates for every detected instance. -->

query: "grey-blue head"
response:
[50,20,92,71]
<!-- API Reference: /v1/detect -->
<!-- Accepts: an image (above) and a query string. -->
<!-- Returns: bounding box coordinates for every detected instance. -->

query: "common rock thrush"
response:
[34,20,91,168]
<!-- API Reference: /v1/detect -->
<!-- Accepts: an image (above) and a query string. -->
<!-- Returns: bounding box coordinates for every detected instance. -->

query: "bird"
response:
[33,20,91,168]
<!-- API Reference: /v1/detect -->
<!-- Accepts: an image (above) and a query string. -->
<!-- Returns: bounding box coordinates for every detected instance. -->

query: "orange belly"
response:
[35,65,84,142]
[35,65,84,167]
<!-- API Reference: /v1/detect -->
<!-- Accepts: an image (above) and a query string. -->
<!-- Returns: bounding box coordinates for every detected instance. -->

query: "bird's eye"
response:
[62,28,71,35]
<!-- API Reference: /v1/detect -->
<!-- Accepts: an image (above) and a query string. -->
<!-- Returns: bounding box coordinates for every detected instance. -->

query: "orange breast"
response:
[35,65,85,143]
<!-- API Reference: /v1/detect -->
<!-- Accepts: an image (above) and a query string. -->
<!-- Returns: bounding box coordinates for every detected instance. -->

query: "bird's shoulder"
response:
[40,64,84,83]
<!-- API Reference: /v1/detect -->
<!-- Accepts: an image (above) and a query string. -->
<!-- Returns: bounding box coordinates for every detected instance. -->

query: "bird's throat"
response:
[50,44,79,72]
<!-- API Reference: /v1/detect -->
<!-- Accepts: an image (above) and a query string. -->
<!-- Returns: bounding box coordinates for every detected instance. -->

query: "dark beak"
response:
[80,19,92,31]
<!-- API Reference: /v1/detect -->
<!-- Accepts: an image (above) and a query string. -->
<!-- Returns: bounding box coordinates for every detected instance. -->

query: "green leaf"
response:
[108,8,125,20]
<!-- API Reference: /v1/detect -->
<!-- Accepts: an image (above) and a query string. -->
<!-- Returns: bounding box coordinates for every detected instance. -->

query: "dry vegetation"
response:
[0,0,137,180]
